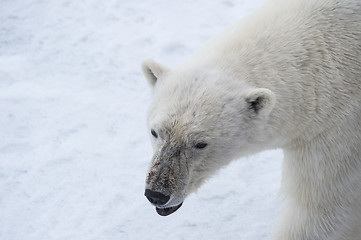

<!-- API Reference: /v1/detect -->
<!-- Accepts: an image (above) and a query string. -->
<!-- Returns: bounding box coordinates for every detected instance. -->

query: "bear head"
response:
[142,59,276,216]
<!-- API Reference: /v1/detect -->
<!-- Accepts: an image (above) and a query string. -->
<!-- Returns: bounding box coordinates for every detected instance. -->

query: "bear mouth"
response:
[155,202,183,216]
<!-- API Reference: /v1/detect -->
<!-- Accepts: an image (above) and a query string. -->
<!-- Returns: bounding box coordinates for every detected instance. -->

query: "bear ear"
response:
[245,88,276,117]
[141,59,168,87]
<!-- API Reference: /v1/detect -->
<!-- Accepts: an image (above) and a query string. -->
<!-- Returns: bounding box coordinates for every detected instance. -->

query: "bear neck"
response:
[179,0,361,147]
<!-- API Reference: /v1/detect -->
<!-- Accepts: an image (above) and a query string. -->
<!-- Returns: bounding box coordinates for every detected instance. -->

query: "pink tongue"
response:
[156,203,183,216]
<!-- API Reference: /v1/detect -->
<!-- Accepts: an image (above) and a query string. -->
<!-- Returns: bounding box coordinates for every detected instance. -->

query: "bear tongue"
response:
[155,202,183,216]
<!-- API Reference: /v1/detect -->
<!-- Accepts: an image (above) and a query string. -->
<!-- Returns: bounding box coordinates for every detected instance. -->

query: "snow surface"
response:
[0,0,284,239]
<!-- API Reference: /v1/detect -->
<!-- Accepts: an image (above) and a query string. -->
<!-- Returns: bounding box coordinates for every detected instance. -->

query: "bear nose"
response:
[144,189,170,206]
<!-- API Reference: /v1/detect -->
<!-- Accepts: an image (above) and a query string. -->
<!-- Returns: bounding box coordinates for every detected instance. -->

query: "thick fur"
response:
[143,0,361,239]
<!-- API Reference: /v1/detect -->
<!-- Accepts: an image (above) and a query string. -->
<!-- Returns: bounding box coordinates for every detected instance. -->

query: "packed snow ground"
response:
[0,0,283,239]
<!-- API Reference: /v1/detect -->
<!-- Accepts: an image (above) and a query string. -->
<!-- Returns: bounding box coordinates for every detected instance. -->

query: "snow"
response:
[0,0,283,239]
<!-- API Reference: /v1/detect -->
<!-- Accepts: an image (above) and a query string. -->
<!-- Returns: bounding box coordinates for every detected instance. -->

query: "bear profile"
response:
[143,0,361,239]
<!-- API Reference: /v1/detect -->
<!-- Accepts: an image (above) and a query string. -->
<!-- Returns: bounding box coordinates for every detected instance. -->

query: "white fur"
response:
[143,0,361,239]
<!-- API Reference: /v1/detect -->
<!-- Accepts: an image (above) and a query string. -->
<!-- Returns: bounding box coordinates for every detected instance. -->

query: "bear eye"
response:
[194,142,207,149]
[151,129,158,138]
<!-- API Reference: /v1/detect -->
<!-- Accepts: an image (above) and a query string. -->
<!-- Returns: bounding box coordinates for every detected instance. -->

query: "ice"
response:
[0,0,283,239]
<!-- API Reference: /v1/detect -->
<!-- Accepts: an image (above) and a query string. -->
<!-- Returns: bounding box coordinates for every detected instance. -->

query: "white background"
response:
[0,0,284,239]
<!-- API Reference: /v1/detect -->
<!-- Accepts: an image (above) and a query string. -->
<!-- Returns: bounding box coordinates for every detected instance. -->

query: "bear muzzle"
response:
[144,189,183,216]
[144,189,170,206]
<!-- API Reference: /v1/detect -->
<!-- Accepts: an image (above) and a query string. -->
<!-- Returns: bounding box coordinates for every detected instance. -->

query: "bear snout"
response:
[144,189,170,206]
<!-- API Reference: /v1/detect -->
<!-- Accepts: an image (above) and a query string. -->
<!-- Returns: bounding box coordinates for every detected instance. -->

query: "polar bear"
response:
[142,0,361,239]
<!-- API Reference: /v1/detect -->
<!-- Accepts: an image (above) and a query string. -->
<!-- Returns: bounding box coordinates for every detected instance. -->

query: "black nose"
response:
[144,189,170,206]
